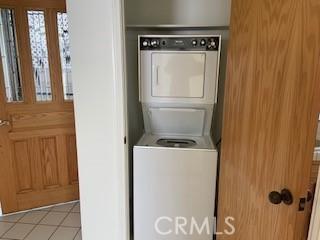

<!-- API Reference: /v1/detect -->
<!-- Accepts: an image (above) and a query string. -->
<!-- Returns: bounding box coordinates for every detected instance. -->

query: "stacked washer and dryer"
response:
[134,35,221,240]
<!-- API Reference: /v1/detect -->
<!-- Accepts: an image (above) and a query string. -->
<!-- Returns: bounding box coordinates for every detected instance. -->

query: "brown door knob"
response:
[269,189,293,205]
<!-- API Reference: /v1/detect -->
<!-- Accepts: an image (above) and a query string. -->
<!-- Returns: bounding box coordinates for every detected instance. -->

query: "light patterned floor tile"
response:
[0,202,81,239]
[0,212,25,223]
[0,222,14,236]
[61,213,81,228]
[49,226,78,240]
[71,203,80,213]
[40,212,68,226]
[19,210,48,224]
[3,223,34,240]
[25,225,57,240]
[74,230,82,240]
[51,202,75,212]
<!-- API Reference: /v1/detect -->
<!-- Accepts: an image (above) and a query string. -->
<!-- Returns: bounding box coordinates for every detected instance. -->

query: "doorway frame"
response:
[66,0,130,239]
[308,168,320,239]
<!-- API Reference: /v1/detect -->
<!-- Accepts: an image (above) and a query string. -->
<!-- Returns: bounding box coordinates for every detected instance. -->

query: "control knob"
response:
[151,40,159,47]
[191,39,198,46]
[200,39,206,46]
[208,39,216,49]
[142,40,149,47]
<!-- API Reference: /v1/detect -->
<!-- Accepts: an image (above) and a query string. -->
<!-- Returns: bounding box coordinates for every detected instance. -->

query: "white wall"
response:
[67,0,129,239]
[125,0,231,26]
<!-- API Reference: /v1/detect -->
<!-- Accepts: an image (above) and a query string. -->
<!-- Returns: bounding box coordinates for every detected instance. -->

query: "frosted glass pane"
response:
[57,12,73,100]
[0,8,23,102]
[27,10,52,102]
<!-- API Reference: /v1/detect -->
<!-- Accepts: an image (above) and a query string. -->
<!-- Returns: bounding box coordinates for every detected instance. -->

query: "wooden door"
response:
[217,0,320,239]
[0,0,79,214]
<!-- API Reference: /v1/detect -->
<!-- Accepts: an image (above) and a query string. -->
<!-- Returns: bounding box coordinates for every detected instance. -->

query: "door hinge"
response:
[124,136,127,144]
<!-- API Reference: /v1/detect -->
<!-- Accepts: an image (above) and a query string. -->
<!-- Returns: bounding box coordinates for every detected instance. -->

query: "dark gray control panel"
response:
[139,36,220,51]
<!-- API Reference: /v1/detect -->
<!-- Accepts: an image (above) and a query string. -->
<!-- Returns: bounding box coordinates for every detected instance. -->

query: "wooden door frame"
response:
[0,47,18,213]
[0,0,65,9]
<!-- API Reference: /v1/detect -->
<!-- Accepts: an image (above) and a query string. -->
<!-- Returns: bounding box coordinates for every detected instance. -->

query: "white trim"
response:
[66,0,129,239]
[308,168,320,240]
[111,0,130,239]
[0,201,78,217]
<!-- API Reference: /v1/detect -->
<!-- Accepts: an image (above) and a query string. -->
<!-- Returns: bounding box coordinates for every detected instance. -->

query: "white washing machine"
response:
[134,35,221,240]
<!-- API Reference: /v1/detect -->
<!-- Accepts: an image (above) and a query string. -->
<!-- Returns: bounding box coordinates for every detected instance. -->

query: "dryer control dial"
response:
[142,40,149,47]
[151,40,159,47]
[208,39,217,49]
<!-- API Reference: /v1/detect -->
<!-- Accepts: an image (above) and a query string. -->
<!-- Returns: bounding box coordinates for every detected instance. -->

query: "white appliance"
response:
[134,35,221,240]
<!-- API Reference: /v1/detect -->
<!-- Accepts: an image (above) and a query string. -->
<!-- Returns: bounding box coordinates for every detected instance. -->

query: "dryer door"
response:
[151,52,206,98]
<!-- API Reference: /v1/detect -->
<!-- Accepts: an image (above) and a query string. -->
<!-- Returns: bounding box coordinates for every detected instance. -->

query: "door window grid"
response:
[0,8,23,102]
[27,10,52,102]
[57,12,73,100]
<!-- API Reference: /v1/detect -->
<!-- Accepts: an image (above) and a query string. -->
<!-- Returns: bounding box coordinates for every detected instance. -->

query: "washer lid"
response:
[156,138,197,148]
[147,107,205,136]
[135,134,216,150]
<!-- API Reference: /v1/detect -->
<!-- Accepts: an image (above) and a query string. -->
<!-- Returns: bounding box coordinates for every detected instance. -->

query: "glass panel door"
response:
[57,12,73,101]
[27,10,52,102]
[0,8,23,102]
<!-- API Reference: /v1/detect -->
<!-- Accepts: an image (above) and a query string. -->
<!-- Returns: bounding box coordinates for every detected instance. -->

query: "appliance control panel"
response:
[140,36,220,51]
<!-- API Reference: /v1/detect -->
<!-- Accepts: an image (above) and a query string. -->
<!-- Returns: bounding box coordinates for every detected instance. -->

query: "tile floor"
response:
[0,201,81,240]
